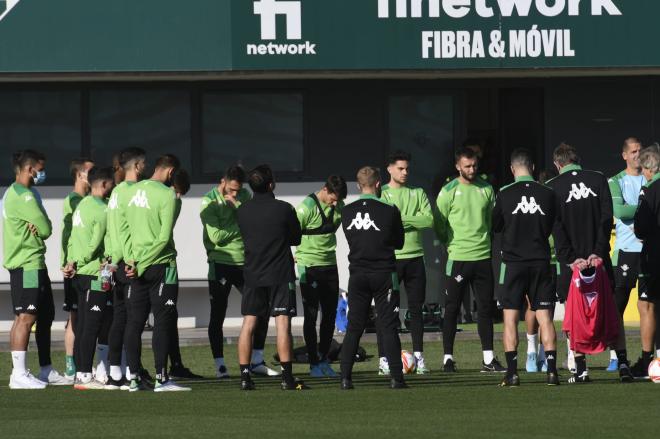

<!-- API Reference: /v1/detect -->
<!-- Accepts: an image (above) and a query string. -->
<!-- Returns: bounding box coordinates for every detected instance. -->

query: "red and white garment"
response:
[562,266,619,355]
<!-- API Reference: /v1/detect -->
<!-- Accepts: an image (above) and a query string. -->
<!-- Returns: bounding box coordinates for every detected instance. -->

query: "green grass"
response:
[0,333,658,438]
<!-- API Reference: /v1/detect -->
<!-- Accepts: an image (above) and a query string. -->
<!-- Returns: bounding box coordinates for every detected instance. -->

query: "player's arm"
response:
[595,177,615,258]
[634,188,654,241]
[288,205,303,246]
[138,190,176,270]
[78,213,107,265]
[61,200,73,267]
[17,192,52,239]
[552,196,577,265]
[485,186,495,233]
[491,193,504,234]
[401,190,434,231]
[295,200,313,233]
[200,199,241,246]
[434,189,450,245]
[609,177,637,220]
[390,207,405,250]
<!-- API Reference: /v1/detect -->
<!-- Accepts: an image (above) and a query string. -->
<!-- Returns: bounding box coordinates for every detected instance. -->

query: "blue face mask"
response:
[32,170,47,185]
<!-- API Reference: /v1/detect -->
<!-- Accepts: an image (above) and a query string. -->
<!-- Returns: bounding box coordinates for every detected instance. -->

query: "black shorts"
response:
[498,262,556,311]
[640,253,660,304]
[614,250,650,302]
[9,268,55,318]
[242,282,297,318]
[63,277,78,312]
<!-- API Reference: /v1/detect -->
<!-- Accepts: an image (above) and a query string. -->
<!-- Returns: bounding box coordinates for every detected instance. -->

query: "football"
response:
[401,350,417,374]
[648,358,660,383]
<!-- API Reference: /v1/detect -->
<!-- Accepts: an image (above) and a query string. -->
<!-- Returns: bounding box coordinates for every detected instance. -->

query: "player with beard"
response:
[435,147,504,373]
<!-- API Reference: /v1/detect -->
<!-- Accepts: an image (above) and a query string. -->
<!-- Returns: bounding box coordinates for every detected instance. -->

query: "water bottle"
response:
[101,262,112,292]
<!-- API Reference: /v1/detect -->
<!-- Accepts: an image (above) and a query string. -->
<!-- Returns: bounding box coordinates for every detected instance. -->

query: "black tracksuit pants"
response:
[107,262,129,368]
[300,265,339,365]
[341,271,403,382]
[443,259,495,355]
[75,275,113,373]
[125,264,178,380]
[208,263,269,359]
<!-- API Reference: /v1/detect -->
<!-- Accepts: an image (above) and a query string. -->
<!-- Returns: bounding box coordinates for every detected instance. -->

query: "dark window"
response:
[0,91,81,184]
[202,93,304,177]
[89,90,192,171]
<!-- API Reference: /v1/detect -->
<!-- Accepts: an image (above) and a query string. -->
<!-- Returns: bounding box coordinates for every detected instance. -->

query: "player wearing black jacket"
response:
[492,149,559,386]
[634,148,660,372]
[547,143,632,383]
[340,166,406,390]
[236,165,305,391]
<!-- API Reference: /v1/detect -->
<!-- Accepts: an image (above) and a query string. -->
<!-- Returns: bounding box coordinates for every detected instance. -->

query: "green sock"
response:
[65,355,76,376]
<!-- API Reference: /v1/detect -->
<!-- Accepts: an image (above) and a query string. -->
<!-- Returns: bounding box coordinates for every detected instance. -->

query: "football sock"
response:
[610,349,617,360]
[483,350,494,364]
[65,355,76,376]
[443,354,454,364]
[545,350,557,374]
[40,364,53,378]
[110,365,122,381]
[575,355,587,376]
[240,364,251,382]
[642,351,653,364]
[616,349,629,366]
[214,357,225,369]
[251,349,264,365]
[11,351,27,375]
[95,344,109,378]
[414,351,423,360]
[526,333,537,354]
[537,343,546,362]
[281,361,294,384]
[505,351,517,377]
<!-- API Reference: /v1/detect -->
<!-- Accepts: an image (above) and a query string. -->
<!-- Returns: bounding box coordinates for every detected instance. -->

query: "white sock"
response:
[610,349,618,360]
[40,364,53,378]
[76,371,83,380]
[443,354,454,364]
[251,349,264,365]
[657,349,660,358]
[110,365,123,381]
[483,350,494,364]
[413,351,423,360]
[95,344,109,378]
[11,351,27,375]
[526,333,538,354]
[214,357,225,369]
[81,372,93,382]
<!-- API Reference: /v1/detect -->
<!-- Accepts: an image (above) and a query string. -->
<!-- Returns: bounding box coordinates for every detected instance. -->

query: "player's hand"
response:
[570,258,589,271]
[125,264,137,279]
[27,223,38,237]
[587,254,603,268]
[62,263,76,278]
[224,194,237,208]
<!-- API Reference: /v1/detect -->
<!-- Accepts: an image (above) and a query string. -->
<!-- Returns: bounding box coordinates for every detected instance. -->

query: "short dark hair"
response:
[155,154,180,171]
[357,166,380,188]
[454,146,477,163]
[248,164,274,194]
[622,137,641,152]
[510,148,534,170]
[553,142,580,166]
[12,149,45,173]
[387,150,411,165]
[324,175,347,200]
[118,147,146,170]
[87,166,115,186]
[172,168,191,196]
[69,158,94,182]
[224,165,246,183]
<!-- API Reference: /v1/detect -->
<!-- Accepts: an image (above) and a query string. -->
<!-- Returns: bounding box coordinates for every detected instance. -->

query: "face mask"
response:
[33,170,47,185]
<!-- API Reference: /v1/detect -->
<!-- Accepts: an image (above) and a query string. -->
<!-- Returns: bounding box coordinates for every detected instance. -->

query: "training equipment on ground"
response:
[401,350,417,374]
[648,358,660,383]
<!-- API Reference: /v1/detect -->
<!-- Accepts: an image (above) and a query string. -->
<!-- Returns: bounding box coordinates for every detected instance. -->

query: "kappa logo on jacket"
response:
[512,196,545,215]
[347,212,380,231]
[108,193,119,210]
[566,183,597,203]
[72,210,85,227]
[128,190,151,209]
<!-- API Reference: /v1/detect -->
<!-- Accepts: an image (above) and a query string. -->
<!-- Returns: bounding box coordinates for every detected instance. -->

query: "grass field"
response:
[0,330,658,438]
